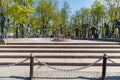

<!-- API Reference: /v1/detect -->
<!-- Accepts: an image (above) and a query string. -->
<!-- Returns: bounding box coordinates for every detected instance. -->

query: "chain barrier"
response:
[34,57,103,72]
[0,57,30,68]
[108,58,120,66]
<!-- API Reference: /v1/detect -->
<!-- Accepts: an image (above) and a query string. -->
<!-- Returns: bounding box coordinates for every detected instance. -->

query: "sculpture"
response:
[0,14,9,38]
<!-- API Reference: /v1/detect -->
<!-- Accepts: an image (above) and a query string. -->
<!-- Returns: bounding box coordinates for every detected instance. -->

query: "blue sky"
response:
[58,0,95,15]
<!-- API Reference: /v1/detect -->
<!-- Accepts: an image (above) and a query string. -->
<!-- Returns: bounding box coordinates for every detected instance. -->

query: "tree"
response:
[36,0,54,37]
[61,1,70,37]
[104,0,120,21]
[52,12,62,36]
[103,0,120,38]
[90,0,106,38]
[8,0,35,38]
[70,8,91,38]
[91,0,105,27]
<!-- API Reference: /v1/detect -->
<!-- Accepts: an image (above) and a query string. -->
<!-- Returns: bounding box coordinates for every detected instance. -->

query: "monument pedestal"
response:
[0,39,5,44]
[52,34,69,42]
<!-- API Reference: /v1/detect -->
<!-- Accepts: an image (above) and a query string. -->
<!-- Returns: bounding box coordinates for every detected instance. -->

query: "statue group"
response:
[0,13,120,39]
[73,19,120,39]
[16,24,34,38]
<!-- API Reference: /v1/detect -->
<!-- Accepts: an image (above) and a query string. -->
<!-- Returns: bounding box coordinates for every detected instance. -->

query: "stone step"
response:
[6,42,119,45]
[0,52,120,55]
[0,54,120,59]
[0,53,119,66]
[0,45,120,48]
[1,53,120,58]
[0,48,119,53]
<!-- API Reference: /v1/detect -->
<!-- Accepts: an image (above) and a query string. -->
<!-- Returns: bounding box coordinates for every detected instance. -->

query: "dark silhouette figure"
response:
[104,23,110,38]
[89,26,98,38]
[82,24,89,38]
[52,29,56,38]
[67,29,71,38]
[16,27,20,38]
[110,19,120,38]
[75,28,80,37]
[60,27,63,34]
[114,19,120,38]
[19,24,24,38]
[114,19,120,28]
[36,30,40,38]
[16,24,24,38]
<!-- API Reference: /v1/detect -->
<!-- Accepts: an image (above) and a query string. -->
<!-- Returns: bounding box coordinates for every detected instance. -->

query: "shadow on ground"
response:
[34,76,120,80]
[35,76,99,80]
[106,76,120,80]
[0,76,28,80]
[0,76,120,80]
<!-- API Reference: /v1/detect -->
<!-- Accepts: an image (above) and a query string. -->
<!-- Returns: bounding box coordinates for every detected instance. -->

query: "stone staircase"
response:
[0,38,120,67]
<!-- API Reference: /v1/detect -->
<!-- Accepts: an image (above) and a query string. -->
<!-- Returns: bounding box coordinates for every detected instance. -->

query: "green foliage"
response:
[61,1,70,37]
[8,1,35,24]
[0,0,120,38]
[61,1,70,26]
[36,0,62,37]
[91,0,105,26]
[104,0,120,21]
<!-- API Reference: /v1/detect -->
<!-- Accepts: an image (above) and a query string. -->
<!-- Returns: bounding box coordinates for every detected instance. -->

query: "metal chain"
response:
[34,57,102,72]
[108,58,120,66]
[0,58,30,68]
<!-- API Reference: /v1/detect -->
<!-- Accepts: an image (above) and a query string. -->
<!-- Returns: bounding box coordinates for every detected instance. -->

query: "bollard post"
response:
[102,54,107,80]
[30,54,34,80]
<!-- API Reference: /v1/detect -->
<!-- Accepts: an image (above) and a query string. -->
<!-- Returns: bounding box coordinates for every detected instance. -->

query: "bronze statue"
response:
[89,25,99,38]
[0,14,7,38]
[104,23,110,38]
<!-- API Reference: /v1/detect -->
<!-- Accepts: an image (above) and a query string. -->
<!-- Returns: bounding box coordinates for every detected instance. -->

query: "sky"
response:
[58,0,95,15]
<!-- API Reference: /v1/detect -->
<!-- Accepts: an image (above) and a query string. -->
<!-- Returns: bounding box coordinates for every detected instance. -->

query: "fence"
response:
[0,54,120,80]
